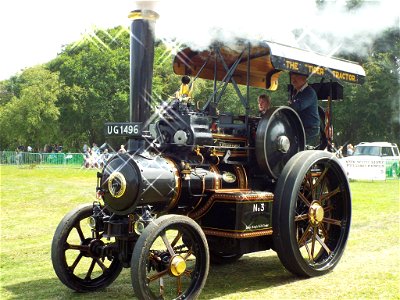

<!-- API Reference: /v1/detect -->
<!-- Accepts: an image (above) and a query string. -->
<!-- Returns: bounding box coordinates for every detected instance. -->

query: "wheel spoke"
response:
[161,232,175,256]
[318,223,329,238]
[317,178,328,201]
[324,205,334,213]
[310,227,317,258]
[66,243,89,252]
[323,217,342,226]
[177,275,182,295]
[69,252,83,272]
[75,223,85,242]
[147,269,168,282]
[85,259,96,280]
[96,258,107,272]
[298,192,311,207]
[183,249,193,261]
[310,170,320,199]
[313,166,329,191]
[305,172,313,197]
[295,214,308,222]
[310,167,326,199]
[171,232,183,248]
[315,234,331,255]
[320,186,341,202]
[307,171,313,186]
[298,224,312,246]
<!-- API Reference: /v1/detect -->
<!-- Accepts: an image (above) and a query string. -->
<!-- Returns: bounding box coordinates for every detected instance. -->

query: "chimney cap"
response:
[128,9,159,21]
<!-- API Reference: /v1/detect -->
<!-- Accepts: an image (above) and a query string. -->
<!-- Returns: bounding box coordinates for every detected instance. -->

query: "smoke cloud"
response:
[135,0,398,56]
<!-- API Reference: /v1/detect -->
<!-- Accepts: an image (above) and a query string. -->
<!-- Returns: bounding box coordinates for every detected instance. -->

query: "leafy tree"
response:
[152,42,181,100]
[0,79,16,106]
[334,27,400,147]
[48,26,131,151]
[0,66,60,150]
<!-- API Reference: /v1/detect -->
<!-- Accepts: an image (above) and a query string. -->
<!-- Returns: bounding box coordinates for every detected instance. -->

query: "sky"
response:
[0,0,132,80]
[0,0,398,81]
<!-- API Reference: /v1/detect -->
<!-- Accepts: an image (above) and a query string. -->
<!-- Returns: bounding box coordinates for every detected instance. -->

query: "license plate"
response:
[104,122,142,136]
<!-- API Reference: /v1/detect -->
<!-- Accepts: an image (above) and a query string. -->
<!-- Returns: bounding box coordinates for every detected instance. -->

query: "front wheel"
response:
[131,215,209,300]
[273,150,351,277]
[51,204,122,291]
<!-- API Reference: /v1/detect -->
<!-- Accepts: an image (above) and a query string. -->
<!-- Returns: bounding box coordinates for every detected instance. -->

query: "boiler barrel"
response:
[100,154,248,215]
[101,154,178,215]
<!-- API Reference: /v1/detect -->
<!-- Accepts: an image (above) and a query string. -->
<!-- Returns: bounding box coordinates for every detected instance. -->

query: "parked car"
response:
[342,142,400,179]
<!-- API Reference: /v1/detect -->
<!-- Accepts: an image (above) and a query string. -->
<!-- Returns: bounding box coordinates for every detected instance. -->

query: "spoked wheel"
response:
[273,151,351,277]
[51,204,122,291]
[210,251,243,265]
[131,215,209,300]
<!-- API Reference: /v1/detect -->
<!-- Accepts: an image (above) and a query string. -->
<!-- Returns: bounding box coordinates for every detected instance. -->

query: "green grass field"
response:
[1,165,399,299]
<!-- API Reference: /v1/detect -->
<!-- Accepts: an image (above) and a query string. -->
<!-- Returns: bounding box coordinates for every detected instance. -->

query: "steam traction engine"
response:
[51,9,366,299]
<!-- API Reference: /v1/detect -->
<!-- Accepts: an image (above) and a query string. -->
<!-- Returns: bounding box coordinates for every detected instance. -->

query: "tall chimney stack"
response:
[127,9,159,152]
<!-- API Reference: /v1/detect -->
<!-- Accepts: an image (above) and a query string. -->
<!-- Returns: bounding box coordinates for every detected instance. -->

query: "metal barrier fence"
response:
[0,151,84,166]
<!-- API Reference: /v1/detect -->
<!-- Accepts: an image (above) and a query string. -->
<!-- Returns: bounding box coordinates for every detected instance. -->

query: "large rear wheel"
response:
[131,215,209,299]
[273,151,351,277]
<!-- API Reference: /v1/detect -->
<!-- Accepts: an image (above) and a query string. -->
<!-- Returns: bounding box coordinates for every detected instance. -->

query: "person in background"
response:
[347,144,354,156]
[258,94,271,115]
[100,149,111,168]
[15,147,23,164]
[288,72,320,147]
[118,145,127,154]
[92,143,100,155]
[84,148,92,168]
[84,148,100,168]
[175,75,194,100]
[337,145,344,158]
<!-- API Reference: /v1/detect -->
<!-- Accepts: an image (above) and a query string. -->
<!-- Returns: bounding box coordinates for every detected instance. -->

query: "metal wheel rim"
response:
[59,209,120,286]
[292,158,350,269]
[141,223,207,299]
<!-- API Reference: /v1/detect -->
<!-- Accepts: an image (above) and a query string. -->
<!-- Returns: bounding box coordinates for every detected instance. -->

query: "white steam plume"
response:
[134,0,399,56]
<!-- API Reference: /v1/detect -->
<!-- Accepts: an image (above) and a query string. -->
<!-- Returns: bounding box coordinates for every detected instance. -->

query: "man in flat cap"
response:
[289,72,320,147]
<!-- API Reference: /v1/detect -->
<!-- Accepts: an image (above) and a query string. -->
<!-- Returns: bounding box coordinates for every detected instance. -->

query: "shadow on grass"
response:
[202,254,301,299]
[3,254,302,299]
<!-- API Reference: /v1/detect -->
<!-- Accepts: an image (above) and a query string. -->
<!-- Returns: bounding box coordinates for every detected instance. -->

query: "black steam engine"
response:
[51,9,366,299]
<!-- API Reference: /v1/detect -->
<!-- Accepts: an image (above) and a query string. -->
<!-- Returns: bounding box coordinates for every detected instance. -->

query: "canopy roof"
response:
[173,41,366,89]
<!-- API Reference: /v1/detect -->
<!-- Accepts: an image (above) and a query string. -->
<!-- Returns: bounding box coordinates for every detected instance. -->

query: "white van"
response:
[342,142,399,180]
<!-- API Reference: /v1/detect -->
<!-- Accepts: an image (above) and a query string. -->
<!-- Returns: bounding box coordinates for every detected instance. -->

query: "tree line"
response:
[0,26,398,152]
